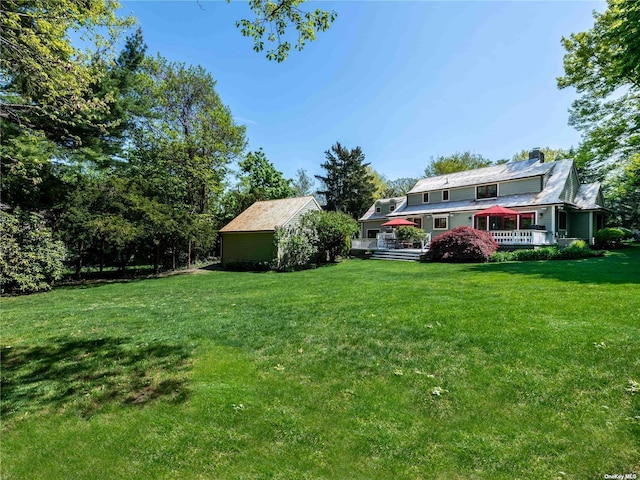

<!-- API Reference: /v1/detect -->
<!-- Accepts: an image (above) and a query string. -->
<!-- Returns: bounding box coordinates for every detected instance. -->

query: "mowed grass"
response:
[2,249,639,479]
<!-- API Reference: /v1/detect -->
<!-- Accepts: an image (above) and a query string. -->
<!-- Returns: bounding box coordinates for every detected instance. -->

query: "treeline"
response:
[0,3,299,292]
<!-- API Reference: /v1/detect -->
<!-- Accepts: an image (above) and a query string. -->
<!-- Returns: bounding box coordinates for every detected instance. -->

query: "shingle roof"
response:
[408,158,555,194]
[220,196,319,233]
[385,159,591,217]
[573,182,603,210]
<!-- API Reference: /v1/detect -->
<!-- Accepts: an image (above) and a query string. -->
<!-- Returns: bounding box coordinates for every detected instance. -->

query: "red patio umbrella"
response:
[381,218,417,227]
[474,205,519,217]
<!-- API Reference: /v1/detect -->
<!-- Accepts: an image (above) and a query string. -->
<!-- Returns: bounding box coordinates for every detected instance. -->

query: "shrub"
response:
[273,223,318,271]
[427,226,498,263]
[594,228,626,249]
[510,246,560,261]
[300,210,359,264]
[1,210,67,293]
[616,227,634,240]
[489,243,605,262]
[395,226,428,244]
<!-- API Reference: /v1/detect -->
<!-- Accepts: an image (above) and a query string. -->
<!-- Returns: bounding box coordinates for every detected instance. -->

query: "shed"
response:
[219,196,321,267]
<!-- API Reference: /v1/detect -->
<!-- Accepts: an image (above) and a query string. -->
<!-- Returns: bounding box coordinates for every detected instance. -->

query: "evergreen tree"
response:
[315,142,375,219]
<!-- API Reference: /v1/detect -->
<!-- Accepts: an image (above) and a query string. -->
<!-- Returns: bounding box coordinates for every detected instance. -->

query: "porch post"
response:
[589,212,594,245]
[550,206,556,236]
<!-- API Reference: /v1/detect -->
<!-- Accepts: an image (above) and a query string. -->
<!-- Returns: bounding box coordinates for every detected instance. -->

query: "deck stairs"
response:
[370,249,423,262]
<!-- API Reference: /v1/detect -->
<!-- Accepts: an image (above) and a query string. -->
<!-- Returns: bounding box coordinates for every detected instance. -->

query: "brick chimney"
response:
[529,148,545,163]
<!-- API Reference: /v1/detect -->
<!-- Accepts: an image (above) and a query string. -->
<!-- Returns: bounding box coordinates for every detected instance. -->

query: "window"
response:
[375,206,381,213]
[442,190,449,201]
[476,184,497,199]
[422,192,429,203]
[410,218,422,229]
[367,229,380,239]
[434,216,448,229]
[558,211,567,230]
[520,213,535,229]
[475,216,487,230]
[389,204,395,212]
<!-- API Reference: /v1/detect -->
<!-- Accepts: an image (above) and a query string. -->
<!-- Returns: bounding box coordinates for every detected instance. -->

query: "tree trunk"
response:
[75,240,84,280]
[187,240,192,269]
[154,242,160,275]
[172,243,176,271]
[99,238,105,274]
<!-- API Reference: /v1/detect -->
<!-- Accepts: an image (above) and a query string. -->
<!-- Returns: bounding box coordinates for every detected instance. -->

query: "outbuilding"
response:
[220,196,321,267]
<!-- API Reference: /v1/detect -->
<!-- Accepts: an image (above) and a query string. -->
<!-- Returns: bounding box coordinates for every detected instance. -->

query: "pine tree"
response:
[315,142,375,219]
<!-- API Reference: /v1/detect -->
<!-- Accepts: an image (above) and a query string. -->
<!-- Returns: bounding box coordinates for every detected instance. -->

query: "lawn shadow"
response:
[465,248,640,285]
[1,337,192,423]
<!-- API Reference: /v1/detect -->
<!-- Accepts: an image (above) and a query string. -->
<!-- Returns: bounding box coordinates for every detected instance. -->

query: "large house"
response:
[357,150,607,249]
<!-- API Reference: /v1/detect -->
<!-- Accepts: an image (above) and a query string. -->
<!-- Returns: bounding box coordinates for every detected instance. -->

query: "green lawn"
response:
[2,249,639,479]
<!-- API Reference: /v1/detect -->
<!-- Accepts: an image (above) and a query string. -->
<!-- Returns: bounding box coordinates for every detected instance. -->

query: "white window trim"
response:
[422,192,429,204]
[433,215,448,230]
[442,190,450,202]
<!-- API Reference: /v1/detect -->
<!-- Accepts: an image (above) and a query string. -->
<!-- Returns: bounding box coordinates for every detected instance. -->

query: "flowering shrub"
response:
[427,226,498,263]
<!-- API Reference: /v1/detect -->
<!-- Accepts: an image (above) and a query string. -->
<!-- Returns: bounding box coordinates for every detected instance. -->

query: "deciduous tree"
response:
[424,152,492,177]
[235,0,337,62]
[557,0,640,166]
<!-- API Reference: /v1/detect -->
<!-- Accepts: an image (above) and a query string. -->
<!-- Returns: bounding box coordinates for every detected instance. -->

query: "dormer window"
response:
[477,184,497,199]
[422,193,429,203]
[375,206,381,213]
[442,190,449,201]
[389,204,395,212]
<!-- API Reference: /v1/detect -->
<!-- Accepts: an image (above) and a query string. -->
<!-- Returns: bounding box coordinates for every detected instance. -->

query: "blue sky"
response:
[121,0,605,182]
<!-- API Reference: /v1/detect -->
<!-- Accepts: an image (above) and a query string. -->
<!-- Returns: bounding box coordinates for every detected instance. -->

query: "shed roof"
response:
[220,196,320,233]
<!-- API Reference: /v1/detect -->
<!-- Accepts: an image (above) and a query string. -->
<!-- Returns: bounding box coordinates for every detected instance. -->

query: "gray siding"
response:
[561,168,579,202]
[407,193,423,207]
[283,199,320,228]
[569,212,591,239]
[222,232,276,266]
[408,177,541,204]
[362,220,385,238]
[537,209,553,232]
[450,186,475,202]
[499,177,542,196]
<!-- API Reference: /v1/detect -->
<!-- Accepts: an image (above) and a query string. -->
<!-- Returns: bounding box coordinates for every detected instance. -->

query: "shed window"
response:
[476,184,497,199]
[422,193,429,203]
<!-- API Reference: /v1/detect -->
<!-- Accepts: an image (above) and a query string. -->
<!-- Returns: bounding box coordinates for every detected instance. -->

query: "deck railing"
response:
[352,233,431,251]
[351,238,378,250]
[490,230,550,245]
